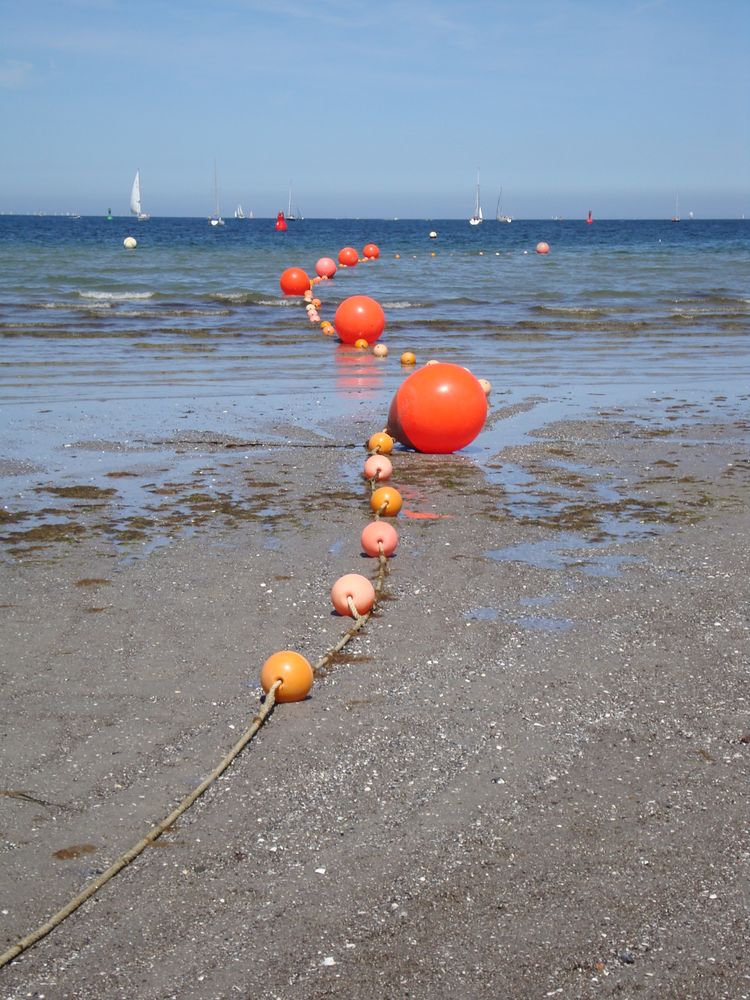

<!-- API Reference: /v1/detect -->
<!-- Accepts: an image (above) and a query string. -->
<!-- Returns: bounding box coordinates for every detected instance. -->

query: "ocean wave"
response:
[40,300,112,310]
[78,290,155,301]
[208,292,285,306]
[381,301,424,309]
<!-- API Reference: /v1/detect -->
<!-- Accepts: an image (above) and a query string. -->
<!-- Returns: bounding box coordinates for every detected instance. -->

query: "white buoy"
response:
[123,236,137,249]
[478,378,492,396]
[429,231,438,239]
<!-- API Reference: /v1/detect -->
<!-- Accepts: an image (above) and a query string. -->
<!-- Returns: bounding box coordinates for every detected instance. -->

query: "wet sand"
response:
[1,407,749,999]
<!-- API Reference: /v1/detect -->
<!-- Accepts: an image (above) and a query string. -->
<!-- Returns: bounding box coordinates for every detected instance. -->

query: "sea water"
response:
[1,215,748,553]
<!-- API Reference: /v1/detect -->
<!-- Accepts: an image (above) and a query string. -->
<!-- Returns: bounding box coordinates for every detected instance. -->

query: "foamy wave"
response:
[78,290,154,301]
[382,301,422,309]
[41,300,112,310]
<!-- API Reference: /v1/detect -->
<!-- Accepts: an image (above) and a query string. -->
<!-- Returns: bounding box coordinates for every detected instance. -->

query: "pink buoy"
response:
[361,521,398,557]
[363,454,393,481]
[331,573,375,617]
[536,242,550,254]
[315,257,337,279]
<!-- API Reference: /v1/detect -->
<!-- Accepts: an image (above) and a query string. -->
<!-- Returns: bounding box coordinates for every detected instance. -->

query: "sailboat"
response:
[130,171,150,221]
[671,194,680,222]
[209,160,225,226]
[234,204,245,219]
[495,188,512,223]
[286,182,302,221]
[469,170,483,225]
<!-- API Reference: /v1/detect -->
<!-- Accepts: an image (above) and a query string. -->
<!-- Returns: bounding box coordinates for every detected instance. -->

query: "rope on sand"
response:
[0,455,394,971]
[0,679,282,970]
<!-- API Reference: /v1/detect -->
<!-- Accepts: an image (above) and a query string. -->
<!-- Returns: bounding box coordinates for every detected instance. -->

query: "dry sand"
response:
[1,407,749,999]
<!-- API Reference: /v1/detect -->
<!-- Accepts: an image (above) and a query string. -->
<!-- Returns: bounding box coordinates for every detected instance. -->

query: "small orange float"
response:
[367,431,394,454]
[363,454,393,481]
[361,521,398,557]
[370,485,403,516]
[260,651,313,702]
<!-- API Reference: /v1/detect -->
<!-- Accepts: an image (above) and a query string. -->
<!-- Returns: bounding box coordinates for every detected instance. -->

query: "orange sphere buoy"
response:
[386,362,488,454]
[279,267,310,296]
[315,257,337,279]
[363,454,393,481]
[400,351,416,366]
[334,295,386,345]
[338,246,359,267]
[361,520,399,557]
[370,485,403,516]
[331,573,376,617]
[260,650,313,703]
[362,243,380,259]
[368,430,394,454]
[354,338,368,350]
[536,242,550,254]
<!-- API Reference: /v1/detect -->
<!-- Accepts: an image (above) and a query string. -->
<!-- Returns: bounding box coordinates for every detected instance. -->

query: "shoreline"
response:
[1,404,749,997]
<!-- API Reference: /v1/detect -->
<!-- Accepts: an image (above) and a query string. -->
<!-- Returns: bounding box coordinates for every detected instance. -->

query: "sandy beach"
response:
[1,400,748,999]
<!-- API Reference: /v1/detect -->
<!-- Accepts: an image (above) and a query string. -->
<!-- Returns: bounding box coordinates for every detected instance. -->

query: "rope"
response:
[0,680,282,970]
[1,449,395,969]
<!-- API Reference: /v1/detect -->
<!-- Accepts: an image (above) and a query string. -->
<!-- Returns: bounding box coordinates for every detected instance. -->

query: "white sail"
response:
[130,171,142,216]
[469,169,483,225]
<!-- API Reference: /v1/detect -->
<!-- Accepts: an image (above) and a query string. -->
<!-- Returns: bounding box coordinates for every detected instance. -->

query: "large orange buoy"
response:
[279,267,310,296]
[361,520,398,557]
[362,243,380,259]
[386,362,487,454]
[338,246,359,267]
[260,650,313,702]
[275,212,287,232]
[370,485,403,516]
[536,241,550,254]
[316,257,337,278]
[363,454,393,481]
[331,573,376,617]
[334,295,385,345]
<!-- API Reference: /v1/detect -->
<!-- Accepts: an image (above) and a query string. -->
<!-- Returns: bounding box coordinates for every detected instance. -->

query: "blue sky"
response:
[1,0,748,218]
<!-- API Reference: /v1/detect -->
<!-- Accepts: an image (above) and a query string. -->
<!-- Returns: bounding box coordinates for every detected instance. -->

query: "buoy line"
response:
[1,260,400,971]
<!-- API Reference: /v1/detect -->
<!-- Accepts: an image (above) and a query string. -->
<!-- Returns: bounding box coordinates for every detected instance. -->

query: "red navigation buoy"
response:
[386,362,487,454]
[338,246,359,267]
[362,243,380,259]
[275,211,287,232]
[315,257,337,279]
[279,267,310,296]
[361,520,399,557]
[331,574,376,617]
[260,650,313,702]
[334,295,386,345]
[586,210,593,225]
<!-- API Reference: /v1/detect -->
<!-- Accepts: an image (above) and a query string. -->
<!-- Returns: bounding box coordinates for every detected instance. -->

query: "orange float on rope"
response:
[279,267,310,296]
[386,362,488,454]
[370,485,403,516]
[367,431,394,454]
[338,246,359,267]
[363,454,393,481]
[362,243,380,259]
[334,295,386,345]
[331,573,376,617]
[361,520,398,557]
[260,650,313,702]
[400,351,416,366]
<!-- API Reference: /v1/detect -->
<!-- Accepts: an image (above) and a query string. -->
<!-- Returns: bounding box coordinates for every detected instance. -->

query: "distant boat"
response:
[286,182,302,221]
[234,204,245,219]
[130,171,150,221]
[672,194,680,222]
[469,170,483,225]
[106,207,113,220]
[209,160,224,227]
[495,188,512,223]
